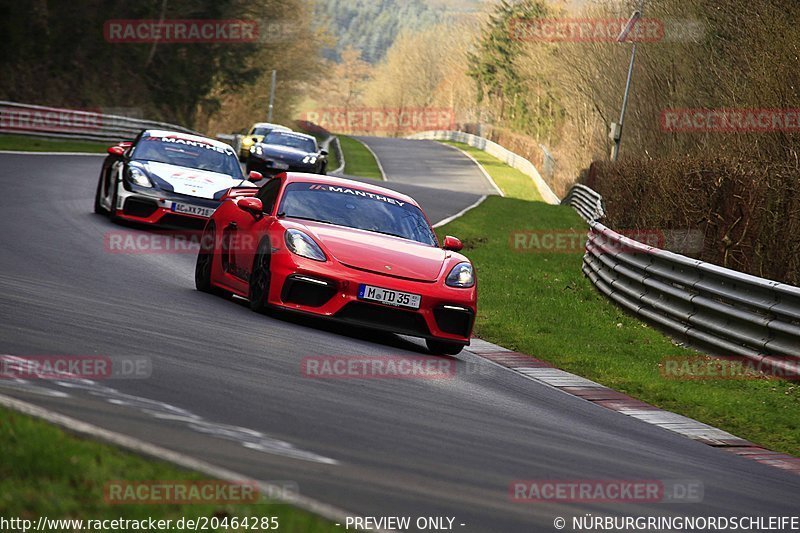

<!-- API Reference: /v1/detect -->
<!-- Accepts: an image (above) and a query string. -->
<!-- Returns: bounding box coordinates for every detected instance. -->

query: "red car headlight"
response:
[445,262,475,288]
[285,229,327,262]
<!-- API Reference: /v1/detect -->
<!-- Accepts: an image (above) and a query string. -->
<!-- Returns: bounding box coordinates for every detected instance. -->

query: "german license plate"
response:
[171,202,215,218]
[358,284,421,309]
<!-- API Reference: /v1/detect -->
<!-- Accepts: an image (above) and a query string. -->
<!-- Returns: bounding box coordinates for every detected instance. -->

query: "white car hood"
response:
[144,161,246,199]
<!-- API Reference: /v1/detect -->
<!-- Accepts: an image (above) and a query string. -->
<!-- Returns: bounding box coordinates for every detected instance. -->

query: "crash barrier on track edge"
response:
[0,100,198,143]
[565,184,800,376]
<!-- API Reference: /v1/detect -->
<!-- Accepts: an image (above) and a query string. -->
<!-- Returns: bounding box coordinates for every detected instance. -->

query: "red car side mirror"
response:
[107,145,125,156]
[248,170,263,182]
[442,236,463,252]
[237,197,263,216]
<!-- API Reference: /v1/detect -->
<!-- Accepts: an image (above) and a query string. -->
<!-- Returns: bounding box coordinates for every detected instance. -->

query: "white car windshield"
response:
[132,134,243,178]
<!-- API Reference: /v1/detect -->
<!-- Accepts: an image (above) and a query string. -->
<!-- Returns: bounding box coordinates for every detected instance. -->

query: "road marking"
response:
[466,340,800,476]
[432,195,487,228]
[0,365,339,465]
[438,142,504,197]
[0,393,386,530]
[0,150,105,156]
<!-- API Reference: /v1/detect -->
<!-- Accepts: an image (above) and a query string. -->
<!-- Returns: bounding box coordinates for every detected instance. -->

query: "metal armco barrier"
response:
[566,184,800,374]
[0,101,197,143]
[564,183,605,222]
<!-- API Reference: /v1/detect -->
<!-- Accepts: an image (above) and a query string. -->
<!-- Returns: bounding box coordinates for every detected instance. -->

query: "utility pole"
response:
[267,70,276,122]
[610,1,645,161]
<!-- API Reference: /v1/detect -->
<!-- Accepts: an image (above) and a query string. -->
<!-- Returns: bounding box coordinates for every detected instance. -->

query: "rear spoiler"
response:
[220,187,258,201]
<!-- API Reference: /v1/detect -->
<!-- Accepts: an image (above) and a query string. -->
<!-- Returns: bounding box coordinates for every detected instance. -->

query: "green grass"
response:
[436,194,799,457]
[0,133,109,153]
[441,141,542,201]
[337,135,382,179]
[0,406,339,531]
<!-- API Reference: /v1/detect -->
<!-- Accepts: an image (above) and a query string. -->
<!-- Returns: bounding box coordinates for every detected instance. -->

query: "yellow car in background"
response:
[238,122,292,161]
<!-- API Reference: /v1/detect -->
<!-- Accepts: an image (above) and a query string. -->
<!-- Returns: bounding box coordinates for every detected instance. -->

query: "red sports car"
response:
[194,173,477,354]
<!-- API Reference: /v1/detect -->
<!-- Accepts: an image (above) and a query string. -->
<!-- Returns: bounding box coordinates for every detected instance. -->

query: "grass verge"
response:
[0,406,338,531]
[0,134,109,153]
[336,136,382,179]
[441,141,541,201]
[436,182,799,457]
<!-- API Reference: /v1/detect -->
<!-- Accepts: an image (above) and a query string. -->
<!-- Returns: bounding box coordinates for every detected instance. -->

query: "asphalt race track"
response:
[353,137,499,196]
[1,148,799,532]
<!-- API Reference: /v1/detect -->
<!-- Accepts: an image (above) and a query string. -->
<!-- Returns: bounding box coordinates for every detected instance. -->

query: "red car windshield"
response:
[132,134,243,178]
[279,182,437,246]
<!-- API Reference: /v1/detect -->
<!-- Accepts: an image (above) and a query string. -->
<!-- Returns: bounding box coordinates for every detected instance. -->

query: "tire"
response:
[248,239,272,313]
[195,222,230,297]
[426,339,465,356]
[93,171,107,214]
[107,174,119,220]
[319,162,327,175]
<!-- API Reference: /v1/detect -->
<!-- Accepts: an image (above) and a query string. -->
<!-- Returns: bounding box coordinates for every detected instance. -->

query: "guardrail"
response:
[566,184,800,374]
[407,130,560,205]
[563,184,605,222]
[324,135,345,175]
[216,133,242,153]
[0,101,197,143]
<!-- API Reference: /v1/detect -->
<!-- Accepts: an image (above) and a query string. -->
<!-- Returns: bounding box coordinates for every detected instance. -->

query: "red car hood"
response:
[300,222,446,282]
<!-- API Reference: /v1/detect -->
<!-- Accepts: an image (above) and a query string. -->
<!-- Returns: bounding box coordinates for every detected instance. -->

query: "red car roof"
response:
[281,172,419,208]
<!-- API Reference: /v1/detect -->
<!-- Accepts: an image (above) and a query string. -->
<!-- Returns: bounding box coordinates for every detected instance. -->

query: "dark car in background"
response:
[238,122,292,161]
[245,131,328,176]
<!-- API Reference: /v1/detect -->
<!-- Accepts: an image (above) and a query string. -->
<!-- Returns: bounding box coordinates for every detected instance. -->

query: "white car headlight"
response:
[446,262,475,288]
[285,229,326,262]
[128,167,152,188]
[302,155,317,164]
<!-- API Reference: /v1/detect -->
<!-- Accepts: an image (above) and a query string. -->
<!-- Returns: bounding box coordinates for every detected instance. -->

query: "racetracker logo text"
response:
[104,231,258,255]
[301,356,456,380]
[104,481,261,504]
[510,228,703,255]
[104,19,259,43]
[509,18,664,42]
[661,109,800,133]
[0,355,151,380]
[660,356,800,381]
[299,108,455,134]
[510,479,703,503]
[0,107,102,133]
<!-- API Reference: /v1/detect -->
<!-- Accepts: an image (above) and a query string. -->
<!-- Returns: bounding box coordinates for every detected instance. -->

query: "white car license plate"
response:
[358,284,421,309]
[171,202,215,218]
[272,161,289,170]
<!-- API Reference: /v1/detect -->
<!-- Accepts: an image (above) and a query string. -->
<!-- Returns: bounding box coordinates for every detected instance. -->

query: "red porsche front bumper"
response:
[266,253,476,344]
